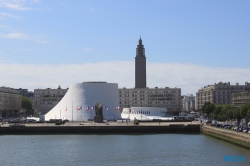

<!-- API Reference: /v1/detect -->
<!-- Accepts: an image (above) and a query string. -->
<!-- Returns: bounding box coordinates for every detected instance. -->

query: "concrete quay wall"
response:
[202,125,250,149]
[0,123,200,134]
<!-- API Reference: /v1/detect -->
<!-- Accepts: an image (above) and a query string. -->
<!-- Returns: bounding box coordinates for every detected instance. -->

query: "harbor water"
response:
[0,134,249,166]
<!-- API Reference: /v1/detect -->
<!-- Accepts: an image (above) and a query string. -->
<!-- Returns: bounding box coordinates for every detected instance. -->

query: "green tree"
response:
[226,106,235,125]
[202,102,215,118]
[247,109,250,122]
[233,107,243,125]
[240,103,250,124]
[219,105,228,122]
[21,97,33,110]
[211,105,222,121]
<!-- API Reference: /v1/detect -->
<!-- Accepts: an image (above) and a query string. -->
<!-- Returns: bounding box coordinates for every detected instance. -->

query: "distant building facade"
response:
[181,96,184,111]
[182,94,195,112]
[119,87,181,115]
[34,85,68,115]
[231,89,250,107]
[0,87,22,117]
[14,88,28,97]
[14,88,34,98]
[196,82,250,110]
[135,37,146,88]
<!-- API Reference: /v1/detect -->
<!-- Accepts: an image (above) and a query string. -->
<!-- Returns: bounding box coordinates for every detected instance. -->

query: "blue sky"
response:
[0,0,250,94]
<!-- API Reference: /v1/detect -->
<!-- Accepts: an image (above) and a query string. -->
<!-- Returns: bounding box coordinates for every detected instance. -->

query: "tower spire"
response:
[137,37,144,57]
[135,37,146,88]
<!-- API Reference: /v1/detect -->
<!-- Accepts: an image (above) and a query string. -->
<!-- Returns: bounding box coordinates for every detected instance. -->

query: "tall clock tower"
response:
[135,37,146,88]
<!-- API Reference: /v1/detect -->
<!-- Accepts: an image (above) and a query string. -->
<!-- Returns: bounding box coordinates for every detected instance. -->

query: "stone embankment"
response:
[202,125,250,149]
[0,121,200,134]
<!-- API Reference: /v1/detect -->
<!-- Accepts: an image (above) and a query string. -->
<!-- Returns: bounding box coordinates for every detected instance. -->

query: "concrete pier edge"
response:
[202,125,250,149]
[0,123,201,134]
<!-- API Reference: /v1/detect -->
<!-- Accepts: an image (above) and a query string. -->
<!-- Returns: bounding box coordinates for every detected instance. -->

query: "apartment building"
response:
[0,87,21,117]
[34,85,68,115]
[231,89,250,107]
[119,87,181,115]
[196,82,250,110]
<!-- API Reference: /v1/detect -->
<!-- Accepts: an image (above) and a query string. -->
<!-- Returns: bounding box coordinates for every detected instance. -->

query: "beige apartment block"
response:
[34,85,68,115]
[0,87,21,117]
[119,87,181,115]
[196,82,250,110]
[231,89,250,107]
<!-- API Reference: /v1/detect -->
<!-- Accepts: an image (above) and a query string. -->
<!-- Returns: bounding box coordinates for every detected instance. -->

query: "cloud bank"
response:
[0,61,249,95]
[0,33,29,39]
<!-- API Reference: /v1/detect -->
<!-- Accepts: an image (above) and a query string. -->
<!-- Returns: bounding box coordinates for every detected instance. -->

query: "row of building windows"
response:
[35,98,62,102]
[35,102,55,105]
[121,100,180,103]
[131,111,151,115]
[121,98,176,101]
[120,94,178,97]
[35,91,66,94]
[217,86,245,89]
[119,91,180,93]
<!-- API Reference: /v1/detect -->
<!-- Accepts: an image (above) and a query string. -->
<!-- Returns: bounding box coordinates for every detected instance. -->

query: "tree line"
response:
[202,102,250,125]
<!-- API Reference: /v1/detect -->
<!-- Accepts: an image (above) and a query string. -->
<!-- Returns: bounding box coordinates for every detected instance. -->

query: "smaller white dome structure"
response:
[45,82,120,121]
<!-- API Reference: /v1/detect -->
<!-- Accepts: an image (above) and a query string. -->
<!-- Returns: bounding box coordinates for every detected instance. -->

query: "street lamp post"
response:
[106,107,107,120]
[141,109,142,120]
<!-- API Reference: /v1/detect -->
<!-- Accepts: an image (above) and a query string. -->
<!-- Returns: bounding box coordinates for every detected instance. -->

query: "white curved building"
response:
[45,82,120,121]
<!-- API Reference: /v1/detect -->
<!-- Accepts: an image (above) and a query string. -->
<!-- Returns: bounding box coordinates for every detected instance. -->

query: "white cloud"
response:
[0,33,29,39]
[0,62,249,94]
[0,12,22,19]
[0,33,49,43]
[30,0,41,3]
[0,0,39,10]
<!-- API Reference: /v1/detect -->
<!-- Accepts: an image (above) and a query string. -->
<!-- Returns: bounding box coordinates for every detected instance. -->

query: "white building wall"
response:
[45,82,120,121]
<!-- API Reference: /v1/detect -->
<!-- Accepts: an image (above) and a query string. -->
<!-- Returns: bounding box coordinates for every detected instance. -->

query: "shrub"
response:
[55,121,65,125]
[134,119,139,125]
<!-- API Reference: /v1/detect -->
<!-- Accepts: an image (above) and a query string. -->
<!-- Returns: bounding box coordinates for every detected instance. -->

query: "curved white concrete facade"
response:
[45,82,120,121]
